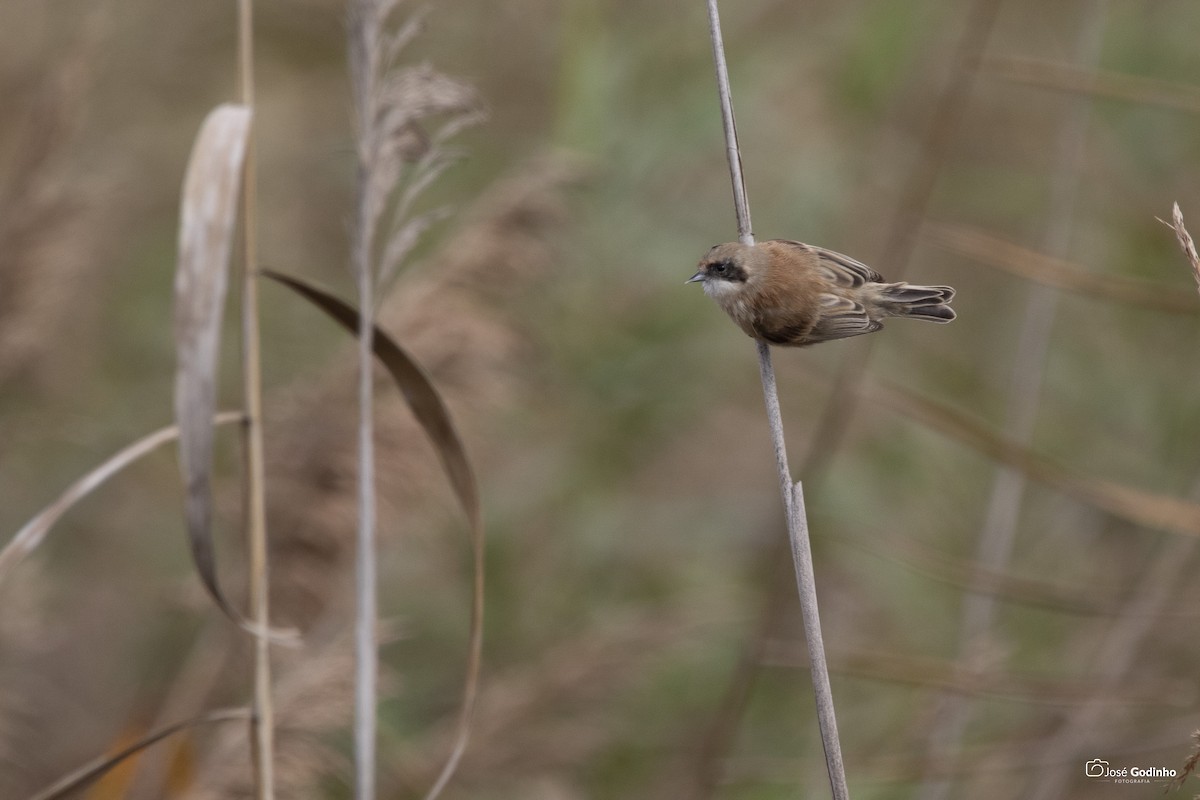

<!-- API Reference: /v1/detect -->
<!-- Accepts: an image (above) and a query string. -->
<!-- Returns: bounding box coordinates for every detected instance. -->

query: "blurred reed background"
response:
[3,0,1200,798]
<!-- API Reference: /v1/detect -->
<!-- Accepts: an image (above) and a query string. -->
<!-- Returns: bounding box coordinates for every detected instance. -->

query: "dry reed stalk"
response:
[234,1,276,795]
[704,1,848,797]
[691,6,1004,787]
[346,3,483,797]
[349,5,382,791]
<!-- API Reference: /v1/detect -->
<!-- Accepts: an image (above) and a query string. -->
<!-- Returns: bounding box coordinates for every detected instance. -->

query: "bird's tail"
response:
[878,282,956,322]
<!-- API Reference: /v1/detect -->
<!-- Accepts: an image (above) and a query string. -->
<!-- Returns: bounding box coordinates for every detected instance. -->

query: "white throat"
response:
[702,279,741,300]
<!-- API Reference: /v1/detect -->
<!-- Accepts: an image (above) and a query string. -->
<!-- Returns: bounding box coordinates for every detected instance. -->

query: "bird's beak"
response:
[685,271,705,284]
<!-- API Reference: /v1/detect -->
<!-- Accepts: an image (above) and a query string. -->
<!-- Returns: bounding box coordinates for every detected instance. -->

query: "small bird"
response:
[687,240,955,347]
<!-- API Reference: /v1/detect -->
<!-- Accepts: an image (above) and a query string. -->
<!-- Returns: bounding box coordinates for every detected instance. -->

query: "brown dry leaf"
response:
[0,413,244,585]
[260,270,481,541]
[926,221,1199,314]
[260,268,483,795]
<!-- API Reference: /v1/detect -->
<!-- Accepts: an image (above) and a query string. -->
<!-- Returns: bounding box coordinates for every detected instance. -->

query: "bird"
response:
[687,239,955,347]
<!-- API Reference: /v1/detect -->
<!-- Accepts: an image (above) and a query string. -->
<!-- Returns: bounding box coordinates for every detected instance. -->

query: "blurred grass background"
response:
[3,0,1200,798]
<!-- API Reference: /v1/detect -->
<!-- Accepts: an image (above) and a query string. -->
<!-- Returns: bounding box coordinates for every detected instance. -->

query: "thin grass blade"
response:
[0,412,244,586]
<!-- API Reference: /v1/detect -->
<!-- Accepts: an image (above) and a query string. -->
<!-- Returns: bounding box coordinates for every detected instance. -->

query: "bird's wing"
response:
[767,240,884,287]
[759,294,880,345]
[806,293,881,343]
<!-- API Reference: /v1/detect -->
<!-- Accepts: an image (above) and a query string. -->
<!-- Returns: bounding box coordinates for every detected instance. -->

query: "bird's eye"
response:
[714,261,729,275]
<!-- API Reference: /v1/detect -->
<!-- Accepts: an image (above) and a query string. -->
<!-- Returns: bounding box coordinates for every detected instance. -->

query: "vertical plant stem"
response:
[237,1,274,797]
[353,177,378,800]
[705,2,848,797]
[704,0,752,246]
[690,7,1004,788]
[350,5,379,798]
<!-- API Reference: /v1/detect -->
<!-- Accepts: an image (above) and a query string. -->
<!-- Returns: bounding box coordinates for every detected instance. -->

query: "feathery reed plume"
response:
[1168,202,1200,294]
[0,15,107,389]
[181,634,365,800]
[347,6,482,793]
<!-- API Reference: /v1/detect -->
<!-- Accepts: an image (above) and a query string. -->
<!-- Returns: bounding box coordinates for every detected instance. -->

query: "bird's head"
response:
[687,242,765,299]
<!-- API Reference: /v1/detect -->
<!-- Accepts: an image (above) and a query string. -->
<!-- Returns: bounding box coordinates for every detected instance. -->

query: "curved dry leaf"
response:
[926,222,1200,314]
[29,708,249,800]
[260,268,483,798]
[174,104,294,642]
[867,379,1200,537]
[261,269,481,531]
[0,412,244,586]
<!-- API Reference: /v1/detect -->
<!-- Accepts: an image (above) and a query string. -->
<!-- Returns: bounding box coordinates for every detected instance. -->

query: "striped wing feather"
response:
[767,239,884,286]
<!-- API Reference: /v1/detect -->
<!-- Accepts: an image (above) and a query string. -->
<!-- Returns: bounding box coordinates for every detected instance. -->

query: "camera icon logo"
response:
[1085,758,1109,778]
